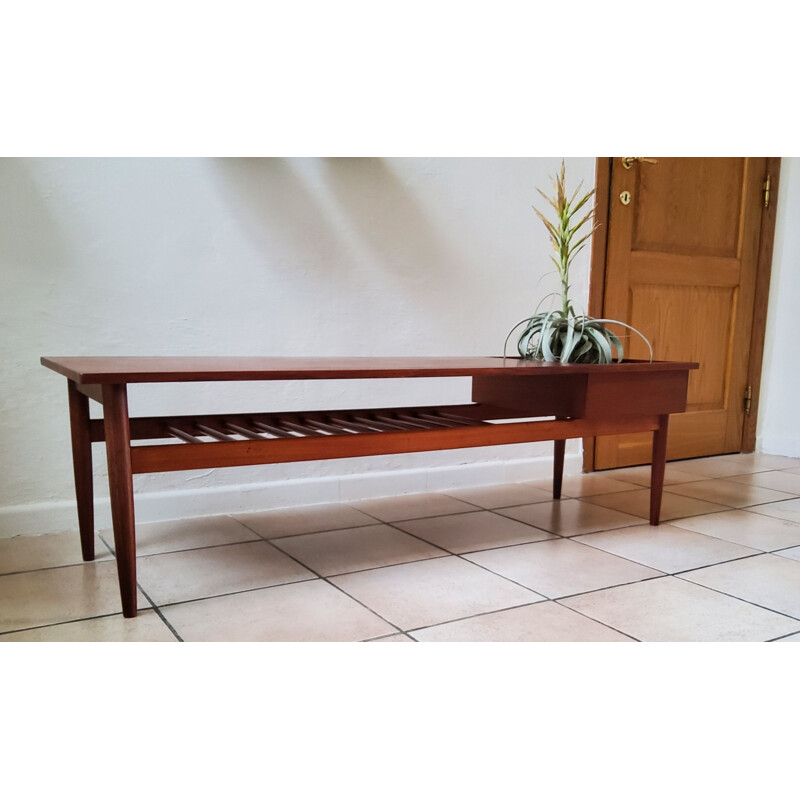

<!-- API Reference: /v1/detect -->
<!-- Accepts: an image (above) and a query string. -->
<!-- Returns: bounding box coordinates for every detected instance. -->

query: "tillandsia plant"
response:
[505,161,652,364]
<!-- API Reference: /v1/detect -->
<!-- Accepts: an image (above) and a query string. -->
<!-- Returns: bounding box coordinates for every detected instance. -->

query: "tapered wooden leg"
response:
[650,414,670,526]
[67,381,95,561]
[553,439,566,500]
[102,383,138,618]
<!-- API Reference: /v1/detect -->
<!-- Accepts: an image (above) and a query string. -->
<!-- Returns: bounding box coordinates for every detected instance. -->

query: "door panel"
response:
[594,157,766,469]
[632,157,745,257]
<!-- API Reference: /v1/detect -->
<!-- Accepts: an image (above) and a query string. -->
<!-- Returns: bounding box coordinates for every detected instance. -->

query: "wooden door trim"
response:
[583,157,614,472]
[582,157,781,471]
[742,156,782,451]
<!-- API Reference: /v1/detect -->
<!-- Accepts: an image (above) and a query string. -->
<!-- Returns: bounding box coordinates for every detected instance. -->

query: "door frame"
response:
[582,156,782,472]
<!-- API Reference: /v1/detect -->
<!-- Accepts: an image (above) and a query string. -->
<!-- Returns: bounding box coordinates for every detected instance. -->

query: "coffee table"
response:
[41,356,698,617]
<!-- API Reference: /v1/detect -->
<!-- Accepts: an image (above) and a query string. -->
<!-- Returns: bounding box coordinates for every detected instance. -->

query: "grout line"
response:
[766,630,800,642]
[402,599,550,636]
[0,611,147,638]
[362,632,415,642]
[253,538,406,637]
[548,600,642,642]
[574,494,750,523]
[135,584,183,641]
[672,573,800,624]
[402,598,641,643]
[217,514,378,538]
[669,552,775,577]
[341,504,486,526]
[540,572,667,604]
[572,533,770,574]
[155,576,315,609]
[0,558,115,579]
[770,545,800,556]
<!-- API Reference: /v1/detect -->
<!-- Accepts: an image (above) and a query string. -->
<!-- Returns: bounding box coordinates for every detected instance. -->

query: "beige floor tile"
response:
[442,483,554,509]
[775,546,800,562]
[412,601,635,642]
[670,509,800,551]
[733,453,800,471]
[581,489,729,521]
[272,524,446,577]
[100,515,260,557]
[0,609,176,642]
[599,465,702,487]
[465,539,662,599]
[497,499,644,536]
[553,474,643,497]
[748,498,800,526]
[0,561,149,634]
[680,554,800,619]
[394,510,556,554]
[574,524,759,574]
[137,541,314,606]
[668,456,754,479]
[162,580,397,642]
[560,576,799,642]
[727,471,800,496]
[369,633,415,642]
[348,493,479,522]
[671,453,796,479]
[665,479,796,508]
[329,556,543,630]
[0,532,113,575]
[233,503,377,539]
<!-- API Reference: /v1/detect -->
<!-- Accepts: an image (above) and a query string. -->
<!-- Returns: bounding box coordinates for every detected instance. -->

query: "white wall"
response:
[0,157,597,536]
[757,157,800,457]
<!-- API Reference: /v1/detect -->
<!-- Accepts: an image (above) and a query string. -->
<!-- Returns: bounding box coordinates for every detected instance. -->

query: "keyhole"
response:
[620,191,631,205]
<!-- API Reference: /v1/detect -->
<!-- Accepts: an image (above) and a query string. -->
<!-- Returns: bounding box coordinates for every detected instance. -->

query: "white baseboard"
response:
[0,453,580,539]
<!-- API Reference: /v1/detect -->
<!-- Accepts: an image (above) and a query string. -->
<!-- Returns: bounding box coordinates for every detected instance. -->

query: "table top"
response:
[41,356,699,384]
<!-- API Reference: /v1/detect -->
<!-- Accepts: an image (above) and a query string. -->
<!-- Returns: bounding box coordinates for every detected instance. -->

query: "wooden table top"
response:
[41,356,699,384]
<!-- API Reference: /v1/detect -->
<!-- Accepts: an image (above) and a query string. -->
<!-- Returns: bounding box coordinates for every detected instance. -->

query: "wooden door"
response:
[593,157,770,469]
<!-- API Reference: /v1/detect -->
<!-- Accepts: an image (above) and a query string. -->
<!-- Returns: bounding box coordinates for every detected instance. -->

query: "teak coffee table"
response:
[41,356,698,617]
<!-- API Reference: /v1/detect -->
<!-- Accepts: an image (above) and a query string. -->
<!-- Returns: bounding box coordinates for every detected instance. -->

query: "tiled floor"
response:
[2,452,800,642]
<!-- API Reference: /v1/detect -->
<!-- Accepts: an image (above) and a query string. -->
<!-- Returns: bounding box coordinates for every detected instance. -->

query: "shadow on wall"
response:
[0,158,75,276]
[211,157,344,263]
[319,157,451,275]
[210,157,462,345]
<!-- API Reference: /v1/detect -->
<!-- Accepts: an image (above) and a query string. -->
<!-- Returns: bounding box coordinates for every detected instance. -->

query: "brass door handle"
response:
[621,157,658,169]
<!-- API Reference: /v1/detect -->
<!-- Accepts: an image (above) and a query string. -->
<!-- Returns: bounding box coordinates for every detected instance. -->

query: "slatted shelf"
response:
[153,406,492,446]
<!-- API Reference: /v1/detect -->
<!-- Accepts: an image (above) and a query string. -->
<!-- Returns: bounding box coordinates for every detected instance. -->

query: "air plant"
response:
[505,161,652,364]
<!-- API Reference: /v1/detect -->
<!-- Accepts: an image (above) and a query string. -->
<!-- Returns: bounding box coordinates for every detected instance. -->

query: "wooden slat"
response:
[437,411,488,425]
[328,416,382,433]
[251,420,297,438]
[166,425,203,444]
[279,419,328,437]
[225,421,269,440]
[410,412,462,428]
[397,413,446,431]
[195,423,237,442]
[306,418,354,435]
[131,415,663,474]
[352,415,407,431]
[372,414,430,431]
